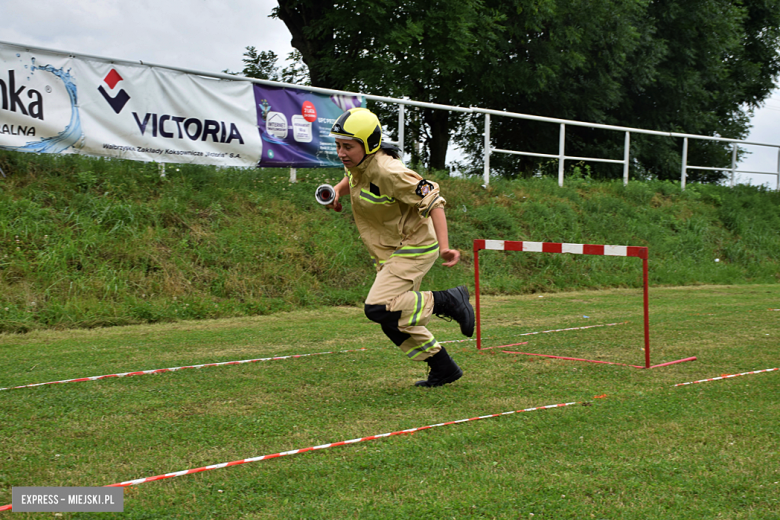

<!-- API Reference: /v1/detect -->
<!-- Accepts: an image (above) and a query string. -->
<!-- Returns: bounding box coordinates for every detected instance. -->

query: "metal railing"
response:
[3,40,778,190]
[475,107,780,190]
[680,136,780,190]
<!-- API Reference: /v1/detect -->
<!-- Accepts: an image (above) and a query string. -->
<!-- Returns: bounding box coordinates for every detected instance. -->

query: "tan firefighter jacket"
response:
[344,150,446,270]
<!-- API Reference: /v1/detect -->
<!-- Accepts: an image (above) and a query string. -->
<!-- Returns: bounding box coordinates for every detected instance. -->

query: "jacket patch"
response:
[416,180,434,198]
[369,182,381,196]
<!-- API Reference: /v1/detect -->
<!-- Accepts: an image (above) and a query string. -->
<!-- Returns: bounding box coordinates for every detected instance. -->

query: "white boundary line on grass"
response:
[0,399,584,510]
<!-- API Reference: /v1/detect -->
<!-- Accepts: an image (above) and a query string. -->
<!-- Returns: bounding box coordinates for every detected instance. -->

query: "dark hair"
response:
[379,141,401,160]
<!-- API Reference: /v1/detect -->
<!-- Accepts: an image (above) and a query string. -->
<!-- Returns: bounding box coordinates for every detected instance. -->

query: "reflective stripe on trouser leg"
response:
[400,335,441,360]
[388,290,434,328]
[365,254,439,361]
[388,289,439,360]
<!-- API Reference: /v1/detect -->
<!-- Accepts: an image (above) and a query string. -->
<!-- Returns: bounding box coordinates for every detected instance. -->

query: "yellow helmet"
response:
[330,108,382,155]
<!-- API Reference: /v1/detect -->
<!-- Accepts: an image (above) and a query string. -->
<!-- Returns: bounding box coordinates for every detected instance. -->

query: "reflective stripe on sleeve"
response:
[422,195,441,218]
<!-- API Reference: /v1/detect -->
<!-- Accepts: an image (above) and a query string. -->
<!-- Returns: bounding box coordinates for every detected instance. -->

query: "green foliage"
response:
[273,0,504,169]
[225,46,311,85]
[459,0,780,181]
[270,0,780,180]
[236,46,281,80]
[1,151,779,333]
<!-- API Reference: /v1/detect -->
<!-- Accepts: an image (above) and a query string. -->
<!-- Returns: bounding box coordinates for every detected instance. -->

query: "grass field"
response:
[0,285,778,519]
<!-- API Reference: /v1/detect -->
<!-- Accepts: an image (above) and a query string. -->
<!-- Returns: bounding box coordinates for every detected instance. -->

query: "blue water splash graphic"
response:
[0,59,84,154]
[261,133,290,146]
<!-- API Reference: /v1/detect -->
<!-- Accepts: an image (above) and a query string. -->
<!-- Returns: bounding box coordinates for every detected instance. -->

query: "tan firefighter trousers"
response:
[364,252,441,361]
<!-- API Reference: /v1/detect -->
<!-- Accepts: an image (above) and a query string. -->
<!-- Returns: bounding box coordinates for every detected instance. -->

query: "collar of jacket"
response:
[348,151,379,181]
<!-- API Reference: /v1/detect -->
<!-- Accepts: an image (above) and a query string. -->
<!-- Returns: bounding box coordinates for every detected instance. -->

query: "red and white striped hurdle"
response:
[473,239,695,369]
[476,240,648,259]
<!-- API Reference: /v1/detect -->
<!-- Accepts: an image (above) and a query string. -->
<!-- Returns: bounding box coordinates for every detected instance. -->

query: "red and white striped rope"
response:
[1,323,621,392]
[440,337,480,344]
[0,348,369,392]
[477,322,627,350]
[0,339,482,392]
[503,321,627,338]
[445,322,627,349]
[0,399,580,510]
[674,367,778,387]
[113,401,579,487]
[474,239,648,259]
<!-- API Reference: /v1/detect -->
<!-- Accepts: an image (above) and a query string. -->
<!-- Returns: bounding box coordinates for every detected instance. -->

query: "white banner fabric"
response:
[0,43,262,167]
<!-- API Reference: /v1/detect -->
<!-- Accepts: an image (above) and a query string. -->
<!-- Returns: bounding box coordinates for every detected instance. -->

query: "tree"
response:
[226,46,311,85]
[271,0,502,171]
[238,46,282,80]
[267,0,780,180]
[272,1,342,88]
[279,50,311,85]
[372,0,502,170]
[616,0,780,182]
[460,0,780,181]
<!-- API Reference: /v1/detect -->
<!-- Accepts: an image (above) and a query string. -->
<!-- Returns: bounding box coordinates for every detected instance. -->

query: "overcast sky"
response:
[1,0,777,186]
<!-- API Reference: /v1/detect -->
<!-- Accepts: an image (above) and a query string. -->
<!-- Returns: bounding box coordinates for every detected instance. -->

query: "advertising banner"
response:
[254,84,362,167]
[0,42,361,169]
[74,58,262,167]
[0,48,76,155]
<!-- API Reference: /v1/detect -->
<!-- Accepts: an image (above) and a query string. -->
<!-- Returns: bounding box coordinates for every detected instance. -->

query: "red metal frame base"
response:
[500,348,697,369]
[474,239,694,370]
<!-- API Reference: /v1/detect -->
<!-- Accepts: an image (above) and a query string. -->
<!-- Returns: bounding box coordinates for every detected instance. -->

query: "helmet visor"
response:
[330,134,359,141]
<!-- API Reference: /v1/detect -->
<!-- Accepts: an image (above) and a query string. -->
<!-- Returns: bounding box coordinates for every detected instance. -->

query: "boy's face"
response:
[335,138,366,168]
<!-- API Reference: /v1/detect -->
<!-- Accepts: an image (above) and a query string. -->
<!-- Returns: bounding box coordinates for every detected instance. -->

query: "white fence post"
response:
[397,103,405,162]
[483,113,491,187]
[558,124,566,187]
[623,131,631,186]
[681,138,688,190]
[730,143,737,188]
[290,167,297,183]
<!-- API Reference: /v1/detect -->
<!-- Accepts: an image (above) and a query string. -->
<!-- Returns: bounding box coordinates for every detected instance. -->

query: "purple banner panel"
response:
[254,85,362,168]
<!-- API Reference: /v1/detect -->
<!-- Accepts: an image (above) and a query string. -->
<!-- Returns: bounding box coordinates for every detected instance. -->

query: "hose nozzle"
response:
[315,184,336,206]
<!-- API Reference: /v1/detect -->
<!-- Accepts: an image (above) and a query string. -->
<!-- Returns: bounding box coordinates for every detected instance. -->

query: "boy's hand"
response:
[440,248,460,267]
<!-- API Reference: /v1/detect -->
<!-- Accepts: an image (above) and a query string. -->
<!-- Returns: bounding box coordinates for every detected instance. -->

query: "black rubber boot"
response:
[415,346,463,387]
[432,285,475,337]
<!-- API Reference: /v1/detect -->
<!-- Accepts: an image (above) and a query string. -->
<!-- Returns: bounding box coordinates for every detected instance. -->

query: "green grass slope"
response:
[1,151,779,333]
